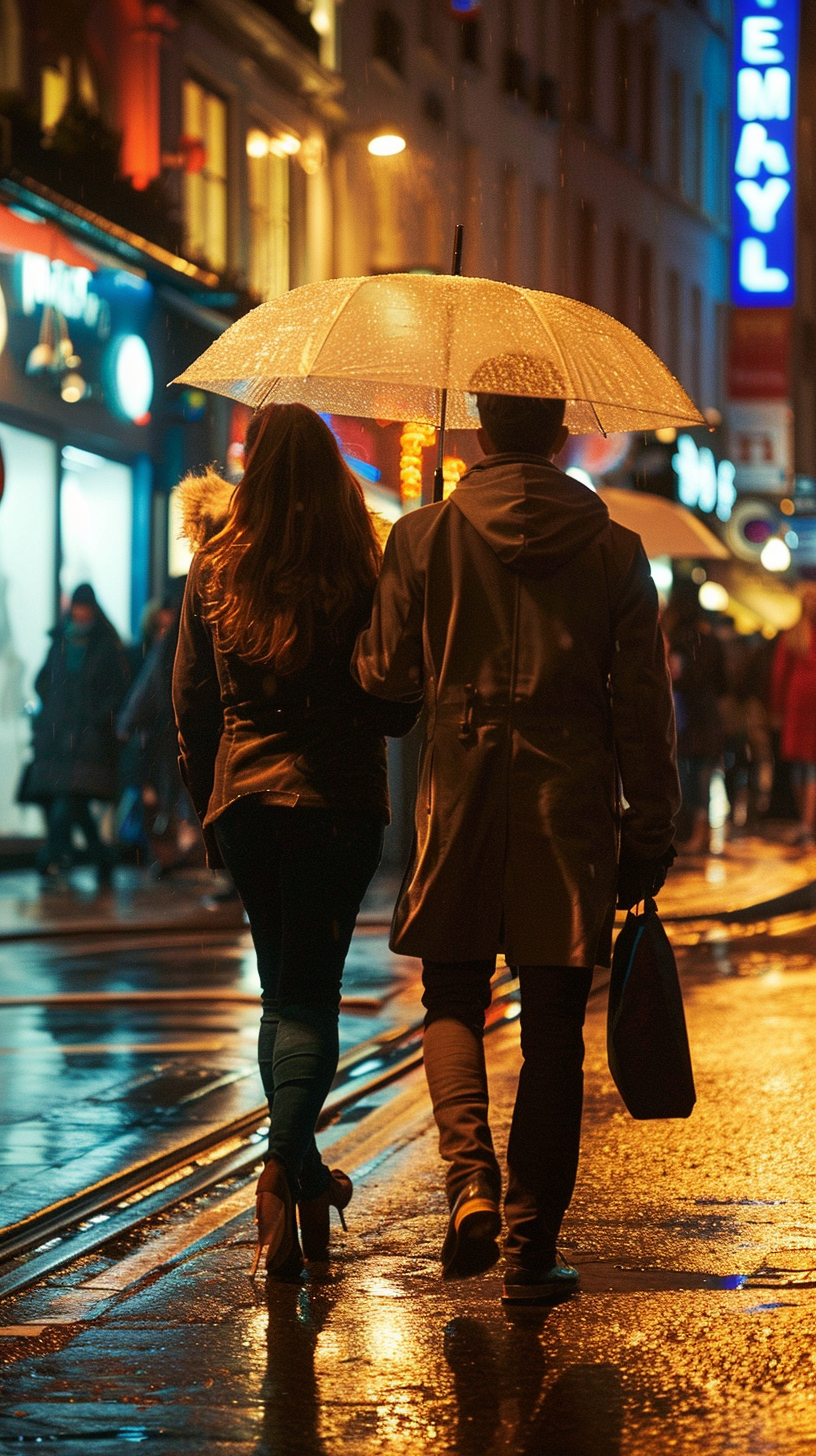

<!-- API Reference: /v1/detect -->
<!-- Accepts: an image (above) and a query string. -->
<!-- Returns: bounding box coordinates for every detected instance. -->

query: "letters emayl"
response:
[732,1,799,308]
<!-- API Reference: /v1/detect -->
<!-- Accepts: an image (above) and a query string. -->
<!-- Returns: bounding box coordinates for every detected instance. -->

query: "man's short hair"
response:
[476,393,566,457]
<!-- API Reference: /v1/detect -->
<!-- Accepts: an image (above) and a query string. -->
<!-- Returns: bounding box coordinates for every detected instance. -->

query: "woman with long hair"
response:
[173,404,417,1278]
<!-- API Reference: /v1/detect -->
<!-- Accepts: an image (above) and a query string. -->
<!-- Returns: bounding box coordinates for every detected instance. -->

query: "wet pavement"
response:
[0,864,402,940]
[2,914,816,1452]
[0,921,419,1238]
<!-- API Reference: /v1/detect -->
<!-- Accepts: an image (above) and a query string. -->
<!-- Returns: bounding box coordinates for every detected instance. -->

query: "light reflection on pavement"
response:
[0,928,418,1235]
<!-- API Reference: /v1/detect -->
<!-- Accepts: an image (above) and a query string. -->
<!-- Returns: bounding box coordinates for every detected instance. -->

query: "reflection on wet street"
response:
[0,925,418,1234]
[2,923,816,1453]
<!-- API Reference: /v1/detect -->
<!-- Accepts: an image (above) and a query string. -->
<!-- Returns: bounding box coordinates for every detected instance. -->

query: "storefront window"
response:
[0,423,57,835]
[59,446,133,643]
[183,79,228,273]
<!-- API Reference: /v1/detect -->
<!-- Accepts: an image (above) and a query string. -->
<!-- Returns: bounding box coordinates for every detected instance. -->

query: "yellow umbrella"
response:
[173,273,704,437]
[597,488,729,560]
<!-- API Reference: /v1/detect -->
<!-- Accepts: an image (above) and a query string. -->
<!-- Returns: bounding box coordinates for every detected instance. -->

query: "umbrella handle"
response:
[433,224,464,504]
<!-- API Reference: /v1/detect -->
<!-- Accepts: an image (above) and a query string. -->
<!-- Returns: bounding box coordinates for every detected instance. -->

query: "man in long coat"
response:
[353,391,679,1304]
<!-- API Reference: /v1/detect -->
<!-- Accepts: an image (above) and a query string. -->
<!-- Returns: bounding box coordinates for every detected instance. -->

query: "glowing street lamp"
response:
[368,134,406,157]
[760,537,792,572]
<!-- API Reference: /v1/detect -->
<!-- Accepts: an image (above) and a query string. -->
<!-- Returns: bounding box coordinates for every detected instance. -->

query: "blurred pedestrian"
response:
[718,627,773,833]
[771,585,816,846]
[353,390,679,1305]
[22,583,129,887]
[173,403,417,1280]
[118,583,204,876]
[663,582,727,854]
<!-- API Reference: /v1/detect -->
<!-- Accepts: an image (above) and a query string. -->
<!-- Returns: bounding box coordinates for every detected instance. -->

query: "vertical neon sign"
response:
[731,0,799,307]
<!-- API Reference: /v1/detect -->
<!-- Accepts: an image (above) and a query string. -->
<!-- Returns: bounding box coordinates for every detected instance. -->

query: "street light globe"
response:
[246,129,270,159]
[368,134,406,157]
[698,580,729,613]
[760,537,791,572]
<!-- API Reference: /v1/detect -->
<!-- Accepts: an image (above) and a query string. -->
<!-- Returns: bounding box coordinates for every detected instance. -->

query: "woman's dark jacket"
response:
[171,471,418,862]
[25,615,129,802]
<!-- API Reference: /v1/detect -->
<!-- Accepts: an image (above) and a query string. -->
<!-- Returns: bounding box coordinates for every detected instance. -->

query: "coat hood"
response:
[174,469,235,549]
[451,454,610,578]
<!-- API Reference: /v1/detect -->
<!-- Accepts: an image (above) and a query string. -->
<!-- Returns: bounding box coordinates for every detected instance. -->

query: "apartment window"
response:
[614,228,630,327]
[534,189,551,290]
[247,133,290,301]
[576,200,596,305]
[501,165,520,284]
[692,93,704,208]
[533,74,559,119]
[503,49,528,99]
[716,110,728,220]
[639,31,655,166]
[714,302,728,409]
[666,268,681,378]
[574,1,597,125]
[460,16,481,66]
[533,2,557,118]
[637,242,653,345]
[460,142,481,276]
[690,285,702,405]
[463,143,480,276]
[373,7,404,76]
[615,26,630,150]
[40,56,70,133]
[183,78,228,272]
[0,0,21,91]
[419,0,445,54]
[668,71,683,193]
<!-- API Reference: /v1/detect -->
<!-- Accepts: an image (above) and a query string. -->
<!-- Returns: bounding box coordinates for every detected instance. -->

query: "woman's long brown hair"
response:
[200,403,382,673]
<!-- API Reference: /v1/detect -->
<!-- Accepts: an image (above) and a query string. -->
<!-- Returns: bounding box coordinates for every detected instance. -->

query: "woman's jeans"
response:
[422,960,593,1266]
[215,799,383,1199]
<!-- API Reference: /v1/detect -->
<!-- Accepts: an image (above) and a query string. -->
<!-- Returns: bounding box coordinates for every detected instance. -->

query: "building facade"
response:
[335,0,731,420]
[0,0,341,841]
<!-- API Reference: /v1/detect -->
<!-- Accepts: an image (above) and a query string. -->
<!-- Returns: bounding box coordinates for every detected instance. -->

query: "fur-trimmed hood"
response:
[173,467,394,551]
[174,469,235,549]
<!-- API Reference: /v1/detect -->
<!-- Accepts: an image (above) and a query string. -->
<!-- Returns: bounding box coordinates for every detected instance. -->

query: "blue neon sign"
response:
[731,0,799,307]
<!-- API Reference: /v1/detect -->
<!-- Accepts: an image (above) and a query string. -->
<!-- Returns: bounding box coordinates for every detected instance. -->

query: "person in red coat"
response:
[771,585,816,845]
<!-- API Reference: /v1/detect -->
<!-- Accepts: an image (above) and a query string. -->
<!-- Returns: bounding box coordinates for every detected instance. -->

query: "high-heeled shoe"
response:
[297,1169,353,1261]
[250,1156,302,1279]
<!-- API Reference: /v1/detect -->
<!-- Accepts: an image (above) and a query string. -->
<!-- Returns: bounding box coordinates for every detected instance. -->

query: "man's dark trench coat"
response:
[353,454,680,968]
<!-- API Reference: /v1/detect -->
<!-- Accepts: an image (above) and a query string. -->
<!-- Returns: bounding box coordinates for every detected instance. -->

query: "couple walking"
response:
[174,394,679,1304]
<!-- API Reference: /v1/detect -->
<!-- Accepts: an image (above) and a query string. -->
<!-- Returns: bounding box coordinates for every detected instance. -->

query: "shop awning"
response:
[598,487,729,560]
[0,201,98,270]
[708,563,801,635]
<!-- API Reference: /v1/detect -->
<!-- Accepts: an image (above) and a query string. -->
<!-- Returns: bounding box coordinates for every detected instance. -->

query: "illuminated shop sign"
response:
[673,435,737,522]
[732,0,799,307]
[17,253,103,328]
[2,248,154,421]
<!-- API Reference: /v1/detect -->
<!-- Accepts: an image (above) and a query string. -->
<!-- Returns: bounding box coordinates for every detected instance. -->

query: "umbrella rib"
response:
[303,276,369,379]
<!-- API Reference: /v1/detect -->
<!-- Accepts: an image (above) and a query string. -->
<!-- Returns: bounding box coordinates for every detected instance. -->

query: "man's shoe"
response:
[442,1178,501,1277]
[502,1254,580,1305]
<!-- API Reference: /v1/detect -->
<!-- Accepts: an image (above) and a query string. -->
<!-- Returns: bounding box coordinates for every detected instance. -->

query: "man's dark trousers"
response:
[422,960,593,1267]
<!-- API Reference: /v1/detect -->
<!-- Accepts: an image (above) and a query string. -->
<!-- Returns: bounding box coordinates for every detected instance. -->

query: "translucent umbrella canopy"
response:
[174,273,704,435]
[598,488,729,559]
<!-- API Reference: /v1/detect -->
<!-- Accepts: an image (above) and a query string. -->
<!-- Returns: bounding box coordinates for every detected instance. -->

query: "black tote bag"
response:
[607,898,696,1120]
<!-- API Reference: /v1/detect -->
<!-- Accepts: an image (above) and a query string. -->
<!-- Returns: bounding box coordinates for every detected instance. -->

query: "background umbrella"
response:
[597,488,728,559]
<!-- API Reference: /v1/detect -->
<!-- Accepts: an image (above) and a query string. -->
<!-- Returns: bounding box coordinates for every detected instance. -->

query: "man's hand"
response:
[616,842,677,911]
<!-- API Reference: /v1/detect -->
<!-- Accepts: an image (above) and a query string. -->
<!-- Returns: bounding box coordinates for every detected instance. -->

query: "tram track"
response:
[0,967,537,1301]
